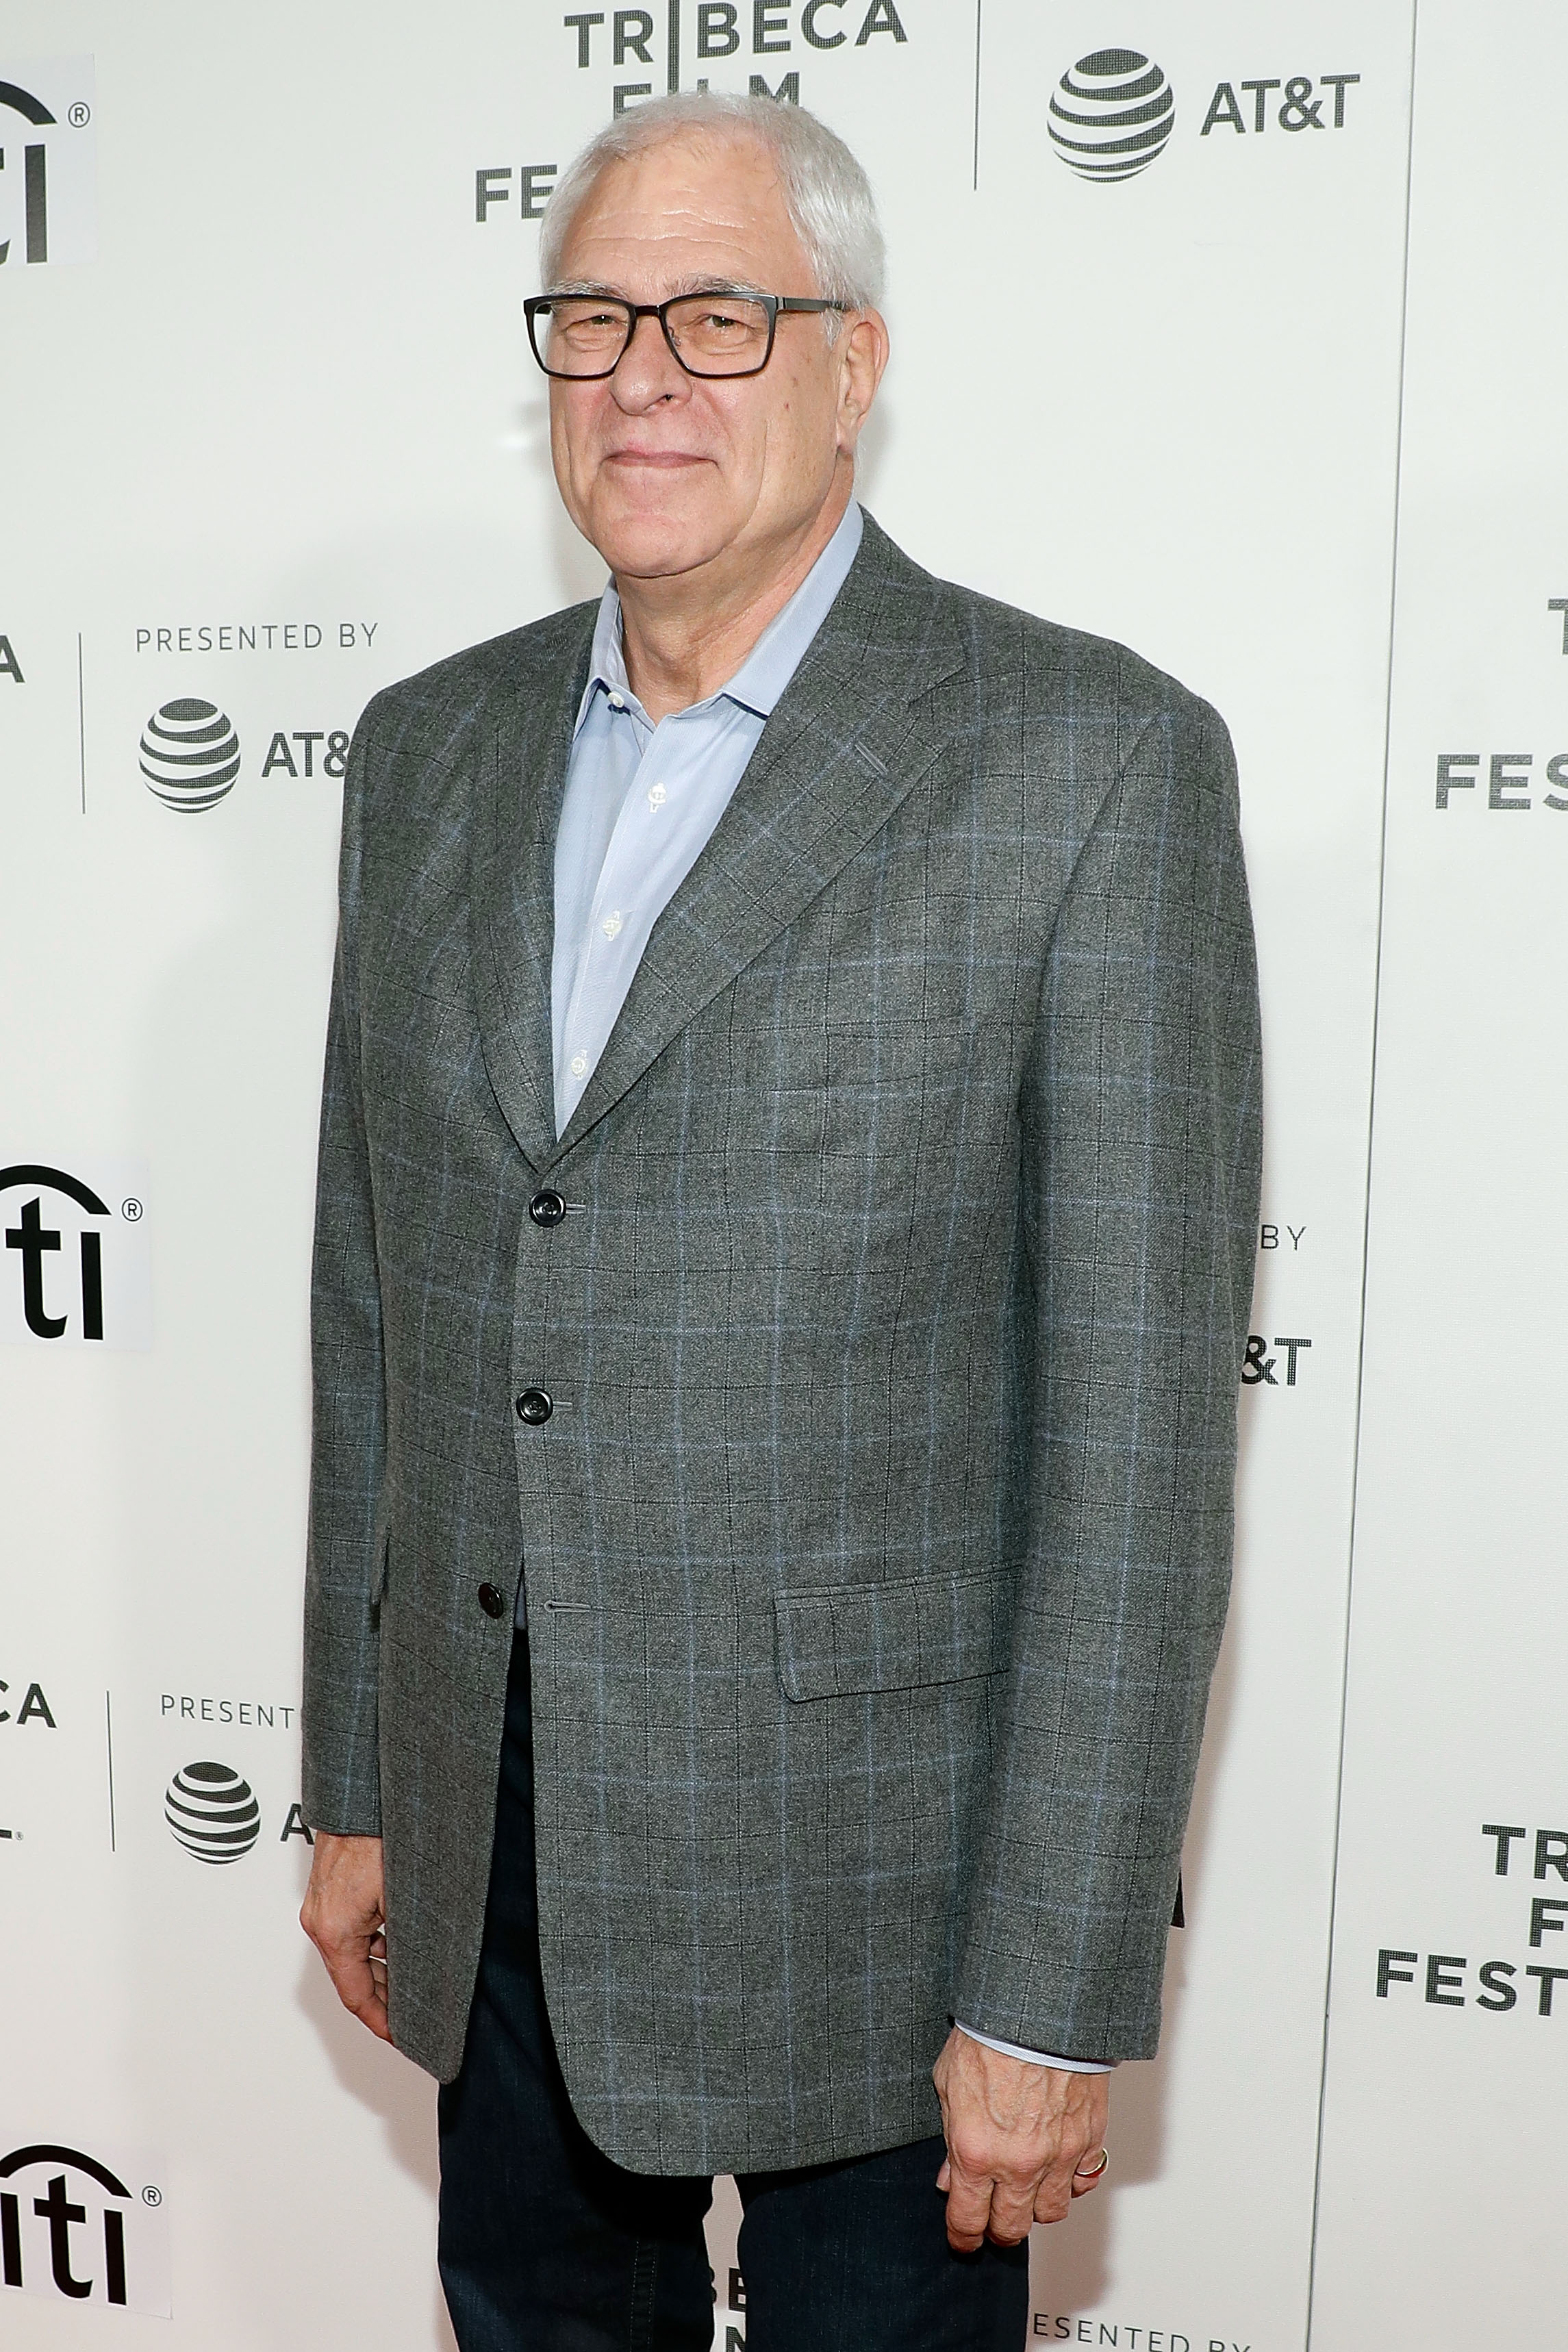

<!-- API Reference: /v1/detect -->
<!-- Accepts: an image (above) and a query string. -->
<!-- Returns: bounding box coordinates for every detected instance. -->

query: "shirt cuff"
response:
[955,2022,1113,2073]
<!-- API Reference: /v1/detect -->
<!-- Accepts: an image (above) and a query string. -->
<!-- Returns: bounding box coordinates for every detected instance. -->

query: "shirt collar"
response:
[575,498,865,735]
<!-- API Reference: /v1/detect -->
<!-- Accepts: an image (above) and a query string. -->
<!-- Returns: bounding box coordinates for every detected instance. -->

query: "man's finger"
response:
[1031,2163,1077,2227]
[1035,2139,1102,2227]
[303,1912,394,2040]
[325,1949,393,2040]
[983,2178,1037,2246]
[351,1984,392,2041]
[942,2162,996,2254]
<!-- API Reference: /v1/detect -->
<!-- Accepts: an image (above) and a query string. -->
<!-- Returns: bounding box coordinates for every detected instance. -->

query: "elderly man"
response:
[300,90,1260,2352]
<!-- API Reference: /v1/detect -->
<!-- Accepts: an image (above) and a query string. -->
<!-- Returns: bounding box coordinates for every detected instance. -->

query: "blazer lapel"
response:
[552,518,966,1165]
[470,605,596,1173]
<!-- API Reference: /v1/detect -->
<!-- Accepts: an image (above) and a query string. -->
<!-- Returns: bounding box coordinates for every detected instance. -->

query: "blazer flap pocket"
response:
[774,1572,1008,1702]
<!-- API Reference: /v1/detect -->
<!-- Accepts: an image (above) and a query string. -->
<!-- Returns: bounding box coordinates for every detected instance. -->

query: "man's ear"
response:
[837,309,889,448]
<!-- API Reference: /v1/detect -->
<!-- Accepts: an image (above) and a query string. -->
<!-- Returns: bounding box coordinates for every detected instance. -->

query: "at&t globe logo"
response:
[138,698,240,811]
[1048,50,1174,181]
[164,1760,260,1862]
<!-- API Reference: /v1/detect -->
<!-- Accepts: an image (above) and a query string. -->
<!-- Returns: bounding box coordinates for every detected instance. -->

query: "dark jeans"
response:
[437,1636,1028,2352]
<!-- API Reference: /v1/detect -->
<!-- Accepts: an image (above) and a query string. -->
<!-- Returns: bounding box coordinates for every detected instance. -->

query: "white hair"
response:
[538,90,885,312]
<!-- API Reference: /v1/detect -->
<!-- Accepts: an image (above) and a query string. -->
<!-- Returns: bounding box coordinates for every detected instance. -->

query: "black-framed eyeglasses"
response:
[523,290,850,381]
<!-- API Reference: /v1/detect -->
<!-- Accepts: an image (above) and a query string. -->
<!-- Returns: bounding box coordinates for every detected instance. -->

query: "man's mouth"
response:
[602,448,710,469]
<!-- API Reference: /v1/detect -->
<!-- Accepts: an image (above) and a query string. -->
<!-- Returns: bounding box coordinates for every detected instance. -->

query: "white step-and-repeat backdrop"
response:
[1,4,1560,2347]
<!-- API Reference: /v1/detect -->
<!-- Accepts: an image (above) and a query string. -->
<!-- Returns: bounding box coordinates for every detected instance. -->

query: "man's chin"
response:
[586,507,737,585]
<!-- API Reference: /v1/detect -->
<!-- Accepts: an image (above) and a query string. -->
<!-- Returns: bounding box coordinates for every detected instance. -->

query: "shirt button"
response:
[607,692,626,711]
[529,1189,567,1228]
[601,911,623,940]
[477,1583,507,1619]
[570,1051,588,1077]
[647,783,667,810]
[516,1388,553,1425]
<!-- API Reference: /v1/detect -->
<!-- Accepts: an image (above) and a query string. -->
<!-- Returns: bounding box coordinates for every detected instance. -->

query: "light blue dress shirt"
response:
[551,500,863,1136]
[545,498,1109,2079]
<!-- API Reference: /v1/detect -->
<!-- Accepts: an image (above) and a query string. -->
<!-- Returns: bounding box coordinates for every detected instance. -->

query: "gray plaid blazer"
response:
[301,514,1261,2175]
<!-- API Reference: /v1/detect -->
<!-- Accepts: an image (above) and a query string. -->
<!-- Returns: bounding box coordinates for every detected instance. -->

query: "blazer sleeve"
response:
[300,703,390,1837]
[952,687,1263,2063]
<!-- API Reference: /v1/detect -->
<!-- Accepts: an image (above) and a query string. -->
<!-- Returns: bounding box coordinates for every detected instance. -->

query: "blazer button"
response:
[515,1388,553,1425]
[477,1583,506,1619]
[529,1189,567,1228]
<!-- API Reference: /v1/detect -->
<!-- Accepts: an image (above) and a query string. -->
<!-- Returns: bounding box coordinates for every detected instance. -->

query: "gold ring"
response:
[1074,2147,1109,2181]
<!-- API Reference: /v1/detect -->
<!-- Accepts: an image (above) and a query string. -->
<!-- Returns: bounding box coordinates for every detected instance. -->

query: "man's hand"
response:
[933,2027,1110,2251]
[300,1831,392,2043]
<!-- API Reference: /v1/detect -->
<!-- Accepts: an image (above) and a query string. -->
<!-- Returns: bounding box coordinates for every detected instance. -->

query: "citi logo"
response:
[1048,51,1174,181]
[2,1165,111,1340]
[0,1162,151,1351]
[0,78,54,264]
[0,2142,169,2315]
[0,65,94,270]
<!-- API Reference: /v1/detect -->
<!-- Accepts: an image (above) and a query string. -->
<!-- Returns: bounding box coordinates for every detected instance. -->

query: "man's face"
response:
[546,134,879,585]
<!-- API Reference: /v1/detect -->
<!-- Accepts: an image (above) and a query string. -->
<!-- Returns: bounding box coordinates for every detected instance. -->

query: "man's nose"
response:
[610,311,689,407]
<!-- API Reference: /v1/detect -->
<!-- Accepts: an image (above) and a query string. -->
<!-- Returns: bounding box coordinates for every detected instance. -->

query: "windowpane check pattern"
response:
[303,514,1262,2175]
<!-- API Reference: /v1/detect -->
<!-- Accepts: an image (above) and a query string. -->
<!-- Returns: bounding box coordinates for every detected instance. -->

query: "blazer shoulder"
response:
[934,574,1224,737]
[354,599,599,749]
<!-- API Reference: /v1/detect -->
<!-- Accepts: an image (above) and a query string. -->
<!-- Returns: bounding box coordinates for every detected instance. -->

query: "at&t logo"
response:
[0,1162,151,1350]
[164,1760,262,1862]
[1048,51,1174,181]
[136,698,350,810]
[1046,47,1363,185]
[0,2142,170,2315]
[1242,1334,1311,1390]
[1200,71,1359,138]
[138,699,241,811]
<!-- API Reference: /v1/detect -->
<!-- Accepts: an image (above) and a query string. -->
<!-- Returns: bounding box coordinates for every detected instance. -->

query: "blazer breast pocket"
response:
[822,1019,974,1096]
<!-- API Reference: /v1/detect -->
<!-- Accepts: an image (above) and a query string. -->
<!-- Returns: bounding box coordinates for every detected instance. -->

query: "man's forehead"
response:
[558,136,801,272]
